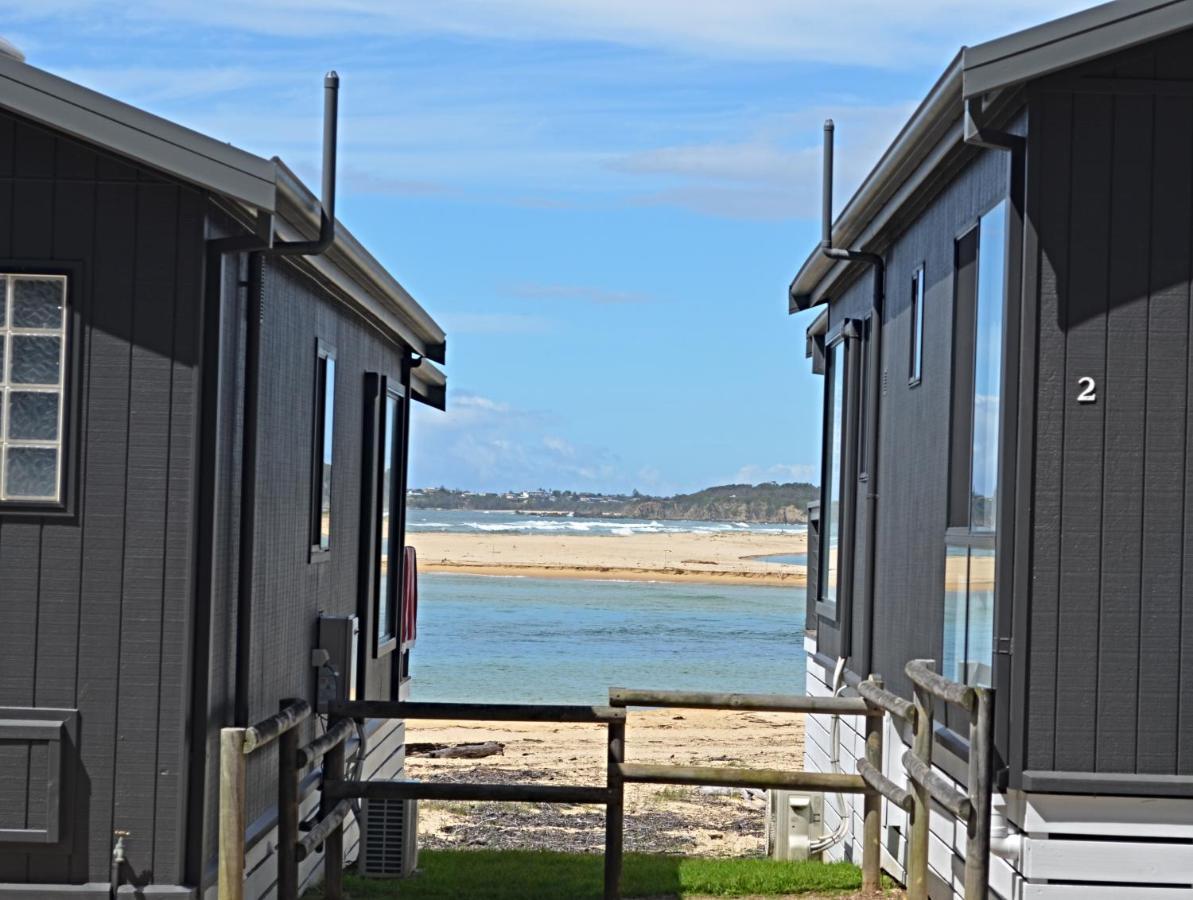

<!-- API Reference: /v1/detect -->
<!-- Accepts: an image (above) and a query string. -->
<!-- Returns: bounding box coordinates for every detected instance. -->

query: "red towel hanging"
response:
[402,545,418,648]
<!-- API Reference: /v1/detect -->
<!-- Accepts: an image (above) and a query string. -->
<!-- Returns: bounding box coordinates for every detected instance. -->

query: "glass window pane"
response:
[971,202,1007,531]
[378,395,397,642]
[0,276,7,327]
[319,356,335,551]
[0,335,6,386]
[943,547,969,682]
[11,279,65,329]
[823,342,844,610]
[10,336,61,385]
[966,547,996,687]
[910,269,924,382]
[8,391,58,440]
[5,446,57,499]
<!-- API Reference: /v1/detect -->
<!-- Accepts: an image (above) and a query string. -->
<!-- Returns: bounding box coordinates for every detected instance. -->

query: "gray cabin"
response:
[0,44,447,898]
[792,1,1193,896]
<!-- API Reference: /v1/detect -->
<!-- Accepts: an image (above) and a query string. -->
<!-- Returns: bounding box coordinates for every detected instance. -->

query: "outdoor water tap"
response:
[110,830,130,896]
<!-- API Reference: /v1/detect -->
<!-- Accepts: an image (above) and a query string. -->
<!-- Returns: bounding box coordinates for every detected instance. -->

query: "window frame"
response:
[375,382,405,658]
[908,263,925,386]
[0,264,80,517]
[309,339,337,561]
[816,322,861,625]
[942,199,1010,688]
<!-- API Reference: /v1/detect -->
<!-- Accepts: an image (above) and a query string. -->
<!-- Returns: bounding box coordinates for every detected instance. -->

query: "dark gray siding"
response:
[196,246,412,885]
[1023,29,1193,779]
[815,140,1011,708]
[0,111,203,885]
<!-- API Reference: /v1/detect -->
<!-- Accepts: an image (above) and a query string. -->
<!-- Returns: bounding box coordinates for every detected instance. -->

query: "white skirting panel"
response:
[204,717,407,900]
[802,654,1193,899]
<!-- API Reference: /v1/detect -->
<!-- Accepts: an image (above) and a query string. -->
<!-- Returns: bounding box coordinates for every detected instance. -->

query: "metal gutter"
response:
[788,54,964,312]
[274,162,447,364]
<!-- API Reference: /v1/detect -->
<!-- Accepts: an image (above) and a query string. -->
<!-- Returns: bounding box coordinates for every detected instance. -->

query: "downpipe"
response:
[989,795,1023,860]
[820,119,885,668]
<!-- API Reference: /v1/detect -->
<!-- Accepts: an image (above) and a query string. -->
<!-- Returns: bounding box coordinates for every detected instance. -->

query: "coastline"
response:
[409,528,808,587]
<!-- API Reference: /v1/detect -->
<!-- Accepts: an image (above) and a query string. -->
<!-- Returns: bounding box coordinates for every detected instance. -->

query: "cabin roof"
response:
[0,51,449,385]
[788,0,1193,313]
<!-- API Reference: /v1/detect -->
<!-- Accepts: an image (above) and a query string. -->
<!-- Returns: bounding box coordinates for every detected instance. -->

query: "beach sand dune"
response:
[409,528,807,587]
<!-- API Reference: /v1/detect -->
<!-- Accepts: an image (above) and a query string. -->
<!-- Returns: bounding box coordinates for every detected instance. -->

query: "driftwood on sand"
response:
[407,741,505,759]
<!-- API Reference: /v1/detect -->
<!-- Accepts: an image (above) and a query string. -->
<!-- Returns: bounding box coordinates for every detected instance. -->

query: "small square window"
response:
[0,275,68,505]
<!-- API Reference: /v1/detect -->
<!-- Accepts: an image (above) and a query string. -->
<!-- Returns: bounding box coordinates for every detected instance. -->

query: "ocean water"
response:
[409,573,807,705]
[407,507,806,538]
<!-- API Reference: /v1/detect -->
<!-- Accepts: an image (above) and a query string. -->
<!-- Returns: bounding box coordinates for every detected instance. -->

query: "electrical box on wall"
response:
[316,614,359,711]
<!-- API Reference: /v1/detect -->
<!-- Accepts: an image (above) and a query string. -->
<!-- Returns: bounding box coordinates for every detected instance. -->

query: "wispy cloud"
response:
[11,0,1093,66]
[446,313,552,335]
[506,281,653,305]
[411,390,619,490]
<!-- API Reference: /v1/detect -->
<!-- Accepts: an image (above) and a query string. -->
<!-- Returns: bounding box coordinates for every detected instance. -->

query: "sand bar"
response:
[408,527,808,587]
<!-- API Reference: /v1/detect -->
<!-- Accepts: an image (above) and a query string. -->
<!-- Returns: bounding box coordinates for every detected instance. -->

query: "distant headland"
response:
[407,481,817,525]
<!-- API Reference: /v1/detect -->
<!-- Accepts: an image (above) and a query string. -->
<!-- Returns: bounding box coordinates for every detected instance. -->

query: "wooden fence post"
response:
[862,677,883,893]
[964,687,994,899]
[907,682,933,900]
[604,719,625,900]
[277,704,301,900]
[218,727,248,900]
[322,724,347,900]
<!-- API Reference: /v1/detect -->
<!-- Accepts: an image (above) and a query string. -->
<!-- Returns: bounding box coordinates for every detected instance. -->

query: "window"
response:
[857,317,870,479]
[376,389,403,649]
[0,275,68,504]
[943,201,1007,686]
[820,338,846,615]
[311,344,336,554]
[909,265,925,385]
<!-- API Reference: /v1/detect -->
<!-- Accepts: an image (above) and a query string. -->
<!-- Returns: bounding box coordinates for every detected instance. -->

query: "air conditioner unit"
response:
[765,790,823,861]
[360,796,419,878]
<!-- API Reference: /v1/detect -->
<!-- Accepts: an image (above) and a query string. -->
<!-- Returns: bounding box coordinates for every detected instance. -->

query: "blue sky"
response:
[3,0,1089,495]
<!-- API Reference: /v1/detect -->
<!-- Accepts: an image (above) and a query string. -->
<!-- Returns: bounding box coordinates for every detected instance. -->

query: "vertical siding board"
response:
[1137,86,1192,774]
[1053,93,1113,773]
[75,177,137,882]
[23,138,97,886]
[111,182,178,876]
[1027,92,1073,772]
[1094,89,1152,773]
[152,189,202,883]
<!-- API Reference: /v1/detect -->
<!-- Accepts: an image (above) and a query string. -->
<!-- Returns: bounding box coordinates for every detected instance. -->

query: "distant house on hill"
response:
[0,40,446,899]
[793,1,1193,896]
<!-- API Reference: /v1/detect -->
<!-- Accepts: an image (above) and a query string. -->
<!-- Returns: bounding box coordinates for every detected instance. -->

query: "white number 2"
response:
[1077,376,1097,404]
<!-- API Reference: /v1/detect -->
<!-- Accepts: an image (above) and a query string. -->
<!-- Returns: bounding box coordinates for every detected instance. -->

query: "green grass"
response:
[305,850,866,899]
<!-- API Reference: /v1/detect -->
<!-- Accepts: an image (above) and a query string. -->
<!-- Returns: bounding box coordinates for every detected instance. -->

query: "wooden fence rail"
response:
[218,676,994,900]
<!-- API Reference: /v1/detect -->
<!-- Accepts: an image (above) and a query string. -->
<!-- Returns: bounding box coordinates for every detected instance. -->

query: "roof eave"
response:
[962,0,1193,99]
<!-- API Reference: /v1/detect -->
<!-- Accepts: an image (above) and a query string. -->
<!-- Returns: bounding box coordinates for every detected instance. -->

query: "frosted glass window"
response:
[1,275,67,503]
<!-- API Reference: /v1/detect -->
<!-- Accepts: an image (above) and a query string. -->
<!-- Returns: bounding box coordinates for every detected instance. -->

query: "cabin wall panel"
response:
[1024,29,1193,779]
[0,112,203,886]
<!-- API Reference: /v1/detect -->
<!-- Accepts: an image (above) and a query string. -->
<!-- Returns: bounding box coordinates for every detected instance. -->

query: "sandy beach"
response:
[407,708,806,858]
[408,526,807,587]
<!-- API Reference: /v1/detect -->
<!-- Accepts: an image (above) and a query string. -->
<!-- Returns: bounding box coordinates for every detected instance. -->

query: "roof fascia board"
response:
[963,0,1193,98]
[788,55,963,311]
[411,360,447,410]
[274,162,447,363]
[0,56,277,210]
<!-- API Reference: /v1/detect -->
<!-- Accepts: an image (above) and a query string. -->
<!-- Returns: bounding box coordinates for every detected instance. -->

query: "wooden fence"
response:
[217,660,993,900]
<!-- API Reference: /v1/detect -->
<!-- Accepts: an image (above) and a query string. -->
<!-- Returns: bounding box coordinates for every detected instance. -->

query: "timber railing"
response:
[217,668,993,900]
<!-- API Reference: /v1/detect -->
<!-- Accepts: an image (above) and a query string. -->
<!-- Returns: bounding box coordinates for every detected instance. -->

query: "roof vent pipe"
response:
[821,119,834,250]
[270,71,339,256]
[0,37,25,62]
